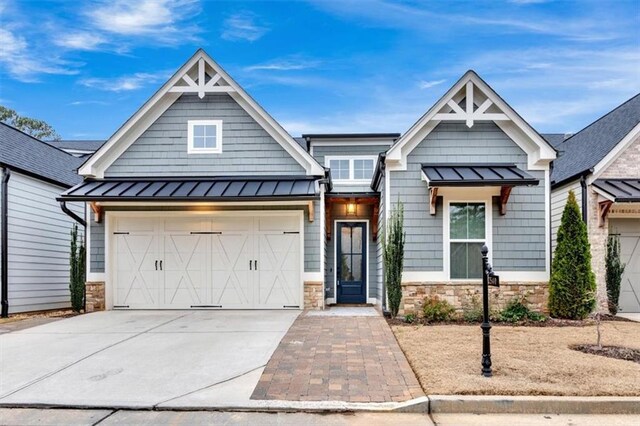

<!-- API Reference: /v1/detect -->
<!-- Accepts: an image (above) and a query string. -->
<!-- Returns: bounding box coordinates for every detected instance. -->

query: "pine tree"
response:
[383,201,405,317]
[549,190,596,319]
[69,224,85,312]
[605,234,625,315]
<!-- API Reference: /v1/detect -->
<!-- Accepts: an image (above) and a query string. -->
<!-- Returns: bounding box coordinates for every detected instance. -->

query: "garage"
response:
[111,212,302,310]
[610,218,640,313]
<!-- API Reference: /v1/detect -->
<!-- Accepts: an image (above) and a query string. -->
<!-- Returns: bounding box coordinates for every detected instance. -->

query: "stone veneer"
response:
[401,282,548,316]
[304,281,324,310]
[85,281,105,312]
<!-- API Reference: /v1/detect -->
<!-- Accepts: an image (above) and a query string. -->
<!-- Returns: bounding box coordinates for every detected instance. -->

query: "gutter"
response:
[580,174,588,223]
[60,201,86,228]
[1,168,10,317]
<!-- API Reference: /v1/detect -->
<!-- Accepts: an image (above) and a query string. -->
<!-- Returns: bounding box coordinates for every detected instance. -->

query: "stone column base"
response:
[304,281,324,310]
[85,281,105,312]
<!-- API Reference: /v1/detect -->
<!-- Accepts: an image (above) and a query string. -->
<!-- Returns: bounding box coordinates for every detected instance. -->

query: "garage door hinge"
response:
[283,231,299,234]
[113,232,130,235]
[190,232,223,235]
[283,305,300,308]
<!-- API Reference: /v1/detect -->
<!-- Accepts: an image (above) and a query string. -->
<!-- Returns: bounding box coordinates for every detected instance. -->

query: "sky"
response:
[0,0,639,140]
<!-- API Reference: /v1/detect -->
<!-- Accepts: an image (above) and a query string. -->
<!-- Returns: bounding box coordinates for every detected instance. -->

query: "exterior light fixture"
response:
[346,200,357,216]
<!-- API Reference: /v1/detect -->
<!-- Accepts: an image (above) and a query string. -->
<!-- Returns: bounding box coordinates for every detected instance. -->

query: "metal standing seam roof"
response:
[58,177,321,201]
[421,164,539,187]
[592,179,640,202]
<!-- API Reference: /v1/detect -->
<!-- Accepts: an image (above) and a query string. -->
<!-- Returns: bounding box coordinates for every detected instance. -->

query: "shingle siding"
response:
[390,122,547,273]
[105,93,306,177]
[89,219,105,273]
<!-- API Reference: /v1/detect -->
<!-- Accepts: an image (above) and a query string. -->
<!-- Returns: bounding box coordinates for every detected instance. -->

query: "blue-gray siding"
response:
[390,122,547,273]
[105,93,306,177]
[550,179,582,254]
[3,172,84,313]
[312,144,388,193]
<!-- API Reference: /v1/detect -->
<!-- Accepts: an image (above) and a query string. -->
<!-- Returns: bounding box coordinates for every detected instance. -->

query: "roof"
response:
[0,123,83,187]
[301,133,401,139]
[551,94,640,186]
[421,163,539,187]
[50,140,106,152]
[59,176,320,202]
[541,133,571,149]
[592,179,640,202]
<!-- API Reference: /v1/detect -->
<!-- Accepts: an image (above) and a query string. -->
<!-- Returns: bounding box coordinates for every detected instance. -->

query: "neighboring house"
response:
[550,95,640,313]
[0,123,85,315]
[49,140,106,157]
[59,50,556,313]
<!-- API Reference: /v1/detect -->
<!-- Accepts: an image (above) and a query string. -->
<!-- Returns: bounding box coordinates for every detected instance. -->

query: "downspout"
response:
[1,168,11,318]
[60,201,87,227]
[580,174,588,223]
[379,154,388,314]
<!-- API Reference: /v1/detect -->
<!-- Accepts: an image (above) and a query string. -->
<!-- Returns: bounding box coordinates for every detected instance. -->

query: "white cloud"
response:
[54,32,107,51]
[418,79,446,89]
[221,12,269,42]
[69,100,109,106]
[244,57,321,72]
[0,28,79,82]
[79,71,169,92]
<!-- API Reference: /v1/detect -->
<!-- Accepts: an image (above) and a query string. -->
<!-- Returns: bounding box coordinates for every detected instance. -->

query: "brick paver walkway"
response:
[250,313,424,402]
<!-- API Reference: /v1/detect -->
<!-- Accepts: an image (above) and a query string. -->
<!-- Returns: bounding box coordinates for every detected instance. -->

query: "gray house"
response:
[59,50,555,313]
[0,123,84,315]
[550,94,640,313]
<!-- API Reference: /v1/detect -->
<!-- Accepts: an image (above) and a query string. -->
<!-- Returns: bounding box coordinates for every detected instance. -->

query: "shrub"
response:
[69,223,85,312]
[499,297,546,323]
[605,234,625,315]
[422,296,456,323]
[462,292,501,322]
[383,201,405,318]
[404,313,416,324]
[549,190,596,319]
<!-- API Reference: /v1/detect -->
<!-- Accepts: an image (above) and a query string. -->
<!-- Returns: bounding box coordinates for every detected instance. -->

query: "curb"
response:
[428,395,640,415]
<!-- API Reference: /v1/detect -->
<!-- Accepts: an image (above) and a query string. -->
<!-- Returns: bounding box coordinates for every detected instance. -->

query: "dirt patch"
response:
[571,344,640,364]
[0,309,77,325]
[392,322,640,396]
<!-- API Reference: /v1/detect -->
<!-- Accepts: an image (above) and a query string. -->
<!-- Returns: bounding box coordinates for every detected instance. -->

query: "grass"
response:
[392,321,640,396]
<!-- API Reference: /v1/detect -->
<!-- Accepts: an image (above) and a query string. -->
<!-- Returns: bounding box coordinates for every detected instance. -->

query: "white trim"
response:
[187,120,222,154]
[333,219,370,304]
[325,297,336,304]
[310,140,393,147]
[319,184,326,285]
[79,50,324,178]
[544,168,551,279]
[303,272,323,281]
[385,71,556,170]
[367,298,377,305]
[325,155,377,185]
[105,211,113,310]
[592,186,617,202]
[402,271,447,282]
[589,122,640,182]
[401,271,548,283]
[96,200,313,207]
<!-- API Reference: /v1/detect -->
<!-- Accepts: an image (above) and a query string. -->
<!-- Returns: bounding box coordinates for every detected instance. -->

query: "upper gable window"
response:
[188,120,222,154]
[326,156,377,184]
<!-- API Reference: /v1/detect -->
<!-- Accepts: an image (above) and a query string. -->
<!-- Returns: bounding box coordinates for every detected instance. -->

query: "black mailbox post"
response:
[481,244,499,377]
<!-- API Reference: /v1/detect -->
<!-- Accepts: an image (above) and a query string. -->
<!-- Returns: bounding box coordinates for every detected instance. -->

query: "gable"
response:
[105,93,306,177]
[598,133,640,180]
[79,49,324,178]
[386,71,556,172]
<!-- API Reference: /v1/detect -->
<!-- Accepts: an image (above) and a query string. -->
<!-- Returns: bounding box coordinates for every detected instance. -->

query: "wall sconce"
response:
[346,200,357,216]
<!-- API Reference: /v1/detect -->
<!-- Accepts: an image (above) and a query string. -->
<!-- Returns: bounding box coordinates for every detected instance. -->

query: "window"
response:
[188,120,222,154]
[449,202,485,279]
[326,156,376,183]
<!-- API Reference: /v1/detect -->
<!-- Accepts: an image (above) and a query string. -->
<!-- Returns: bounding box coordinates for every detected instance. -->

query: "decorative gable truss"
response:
[79,49,324,178]
[168,57,235,98]
[433,81,508,128]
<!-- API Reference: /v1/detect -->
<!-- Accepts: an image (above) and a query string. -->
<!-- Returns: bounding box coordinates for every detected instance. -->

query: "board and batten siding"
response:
[390,122,547,273]
[105,93,306,177]
[3,172,83,313]
[89,203,321,274]
[312,144,388,193]
[550,179,582,254]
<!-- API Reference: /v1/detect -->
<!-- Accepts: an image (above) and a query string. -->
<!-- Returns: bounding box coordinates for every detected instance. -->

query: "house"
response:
[0,123,85,315]
[49,140,106,158]
[550,95,640,313]
[59,49,555,313]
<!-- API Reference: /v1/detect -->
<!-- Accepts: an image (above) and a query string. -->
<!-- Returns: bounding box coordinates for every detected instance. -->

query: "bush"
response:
[499,297,546,323]
[422,296,456,323]
[404,313,416,324]
[383,201,405,318]
[69,223,85,313]
[462,292,501,322]
[549,190,596,319]
[605,234,625,315]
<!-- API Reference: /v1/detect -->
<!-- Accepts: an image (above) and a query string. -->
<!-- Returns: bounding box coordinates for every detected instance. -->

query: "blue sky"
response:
[0,0,638,139]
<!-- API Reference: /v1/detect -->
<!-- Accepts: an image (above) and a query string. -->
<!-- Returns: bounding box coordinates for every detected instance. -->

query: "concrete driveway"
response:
[0,310,299,408]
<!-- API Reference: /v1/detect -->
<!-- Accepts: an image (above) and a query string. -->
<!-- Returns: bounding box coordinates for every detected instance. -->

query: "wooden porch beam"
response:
[599,200,613,227]
[499,186,513,215]
[89,202,103,223]
[325,198,332,240]
[308,200,314,222]
[429,187,438,215]
[372,204,379,241]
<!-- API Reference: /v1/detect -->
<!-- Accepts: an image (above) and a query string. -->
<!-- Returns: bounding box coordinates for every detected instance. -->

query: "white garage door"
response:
[610,219,640,313]
[112,213,302,309]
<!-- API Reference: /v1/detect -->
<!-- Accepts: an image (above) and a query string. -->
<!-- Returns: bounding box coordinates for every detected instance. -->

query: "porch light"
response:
[346,201,357,216]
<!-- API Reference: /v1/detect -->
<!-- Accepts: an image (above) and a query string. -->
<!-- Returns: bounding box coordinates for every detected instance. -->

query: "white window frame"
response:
[187,119,223,154]
[442,188,494,282]
[325,155,377,185]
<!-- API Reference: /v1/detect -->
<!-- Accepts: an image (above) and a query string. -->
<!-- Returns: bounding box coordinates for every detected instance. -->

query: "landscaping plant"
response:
[605,233,625,315]
[549,190,596,319]
[69,223,86,312]
[422,296,456,323]
[499,297,546,323]
[383,201,405,317]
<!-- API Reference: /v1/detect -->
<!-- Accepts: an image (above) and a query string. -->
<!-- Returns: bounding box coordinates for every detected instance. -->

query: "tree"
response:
[0,106,60,140]
[69,223,86,312]
[605,233,625,315]
[383,201,405,317]
[549,190,596,319]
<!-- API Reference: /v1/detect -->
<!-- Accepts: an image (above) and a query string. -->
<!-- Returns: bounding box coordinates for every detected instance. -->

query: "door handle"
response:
[155,260,158,270]
[254,260,257,270]
[249,260,252,270]
[159,260,163,270]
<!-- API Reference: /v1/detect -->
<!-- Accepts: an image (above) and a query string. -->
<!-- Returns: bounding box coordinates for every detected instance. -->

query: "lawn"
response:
[392,321,640,396]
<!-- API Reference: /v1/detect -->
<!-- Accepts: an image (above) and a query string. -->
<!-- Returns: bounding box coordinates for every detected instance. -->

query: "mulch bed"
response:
[0,309,78,324]
[387,314,633,328]
[570,344,640,364]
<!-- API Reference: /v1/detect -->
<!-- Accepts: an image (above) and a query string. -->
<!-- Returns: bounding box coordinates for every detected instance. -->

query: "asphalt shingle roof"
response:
[0,123,83,187]
[51,140,106,152]
[541,133,571,149]
[550,94,640,186]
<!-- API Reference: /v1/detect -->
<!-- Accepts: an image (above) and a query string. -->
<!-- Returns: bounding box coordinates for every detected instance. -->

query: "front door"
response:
[337,222,366,304]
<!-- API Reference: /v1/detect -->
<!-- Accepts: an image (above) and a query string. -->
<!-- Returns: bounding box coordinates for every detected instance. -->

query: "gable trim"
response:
[79,49,324,178]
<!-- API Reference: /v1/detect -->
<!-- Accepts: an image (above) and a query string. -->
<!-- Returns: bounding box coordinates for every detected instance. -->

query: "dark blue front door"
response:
[337,222,366,304]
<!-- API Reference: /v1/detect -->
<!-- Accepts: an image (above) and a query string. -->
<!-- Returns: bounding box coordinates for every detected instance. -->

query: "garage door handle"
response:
[255,260,257,270]
[155,260,158,270]
[249,260,252,270]
[160,260,163,270]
